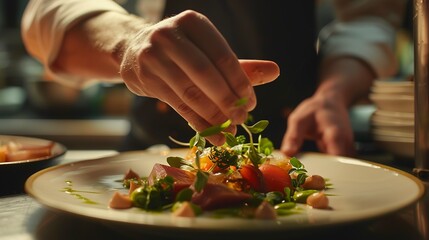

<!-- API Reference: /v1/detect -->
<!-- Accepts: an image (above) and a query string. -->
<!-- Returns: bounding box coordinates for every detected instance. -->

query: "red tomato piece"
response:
[239,164,265,192]
[259,164,291,193]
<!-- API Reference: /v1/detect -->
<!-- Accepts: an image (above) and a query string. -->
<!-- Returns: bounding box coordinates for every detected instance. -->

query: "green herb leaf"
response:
[199,120,231,137]
[248,145,262,167]
[284,187,292,202]
[290,157,303,168]
[258,137,274,155]
[166,156,193,169]
[175,188,194,202]
[296,173,307,186]
[245,120,269,134]
[192,134,206,150]
[235,97,248,107]
[189,136,196,148]
[130,176,174,210]
[194,170,209,192]
[224,132,238,147]
[265,191,284,205]
[195,149,202,169]
[235,135,246,144]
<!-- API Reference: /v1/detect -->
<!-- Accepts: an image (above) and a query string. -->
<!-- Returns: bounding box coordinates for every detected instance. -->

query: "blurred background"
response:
[0,0,415,155]
[0,0,133,150]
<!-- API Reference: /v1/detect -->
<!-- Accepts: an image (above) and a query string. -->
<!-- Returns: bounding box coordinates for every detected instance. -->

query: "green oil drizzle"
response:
[61,180,99,204]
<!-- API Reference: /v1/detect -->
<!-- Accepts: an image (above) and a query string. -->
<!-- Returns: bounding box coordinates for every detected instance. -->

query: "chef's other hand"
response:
[281,95,356,157]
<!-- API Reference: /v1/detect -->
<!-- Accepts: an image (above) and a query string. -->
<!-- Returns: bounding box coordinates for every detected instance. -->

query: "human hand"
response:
[280,95,356,157]
[119,10,279,145]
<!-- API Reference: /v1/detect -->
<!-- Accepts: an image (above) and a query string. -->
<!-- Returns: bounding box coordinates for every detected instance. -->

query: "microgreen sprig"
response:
[288,157,308,189]
[240,120,269,167]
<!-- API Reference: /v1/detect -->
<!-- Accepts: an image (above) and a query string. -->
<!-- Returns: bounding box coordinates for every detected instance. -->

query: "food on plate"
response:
[306,192,329,209]
[0,139,54,162]
[109,118,331,219]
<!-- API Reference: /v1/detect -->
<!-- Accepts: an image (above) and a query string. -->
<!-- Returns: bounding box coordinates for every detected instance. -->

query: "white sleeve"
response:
[21,0,128,87]
[317,16,398,78]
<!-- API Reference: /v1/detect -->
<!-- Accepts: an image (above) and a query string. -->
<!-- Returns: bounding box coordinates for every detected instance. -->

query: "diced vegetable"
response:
[259,163,291,193]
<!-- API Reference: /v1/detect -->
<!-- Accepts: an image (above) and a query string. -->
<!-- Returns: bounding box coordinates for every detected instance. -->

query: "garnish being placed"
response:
[109,118,331,219]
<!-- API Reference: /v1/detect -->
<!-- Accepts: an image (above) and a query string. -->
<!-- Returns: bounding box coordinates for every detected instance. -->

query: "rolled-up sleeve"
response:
[21,0,127,86]
[317,0,408,78]
[317,16,398,78]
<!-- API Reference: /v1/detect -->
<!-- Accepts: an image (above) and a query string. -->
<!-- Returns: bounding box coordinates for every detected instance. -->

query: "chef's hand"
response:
[119,10,279,145]
[280,57,375,157]
[280,95,356,157]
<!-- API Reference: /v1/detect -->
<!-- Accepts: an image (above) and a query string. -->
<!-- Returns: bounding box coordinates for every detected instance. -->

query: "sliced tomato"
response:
[239,164,265,192]
[259,164,292,193]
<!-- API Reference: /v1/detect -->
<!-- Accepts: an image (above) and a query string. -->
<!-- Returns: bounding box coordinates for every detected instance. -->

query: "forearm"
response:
[52,11,149,82]
[315,0,407,108]
[21,0,141,87]
[315,57,375,108]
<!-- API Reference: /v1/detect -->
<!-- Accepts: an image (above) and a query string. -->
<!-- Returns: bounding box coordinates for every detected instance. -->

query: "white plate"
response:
[370,85,414,96]
[371,116,414,134]
[371,128,414,138]
[371,115,414,126]
[372,79,414,88]
[369,94,414,113]
[372,110,414,121]
[25,150,424,236]
[373,135,415,158]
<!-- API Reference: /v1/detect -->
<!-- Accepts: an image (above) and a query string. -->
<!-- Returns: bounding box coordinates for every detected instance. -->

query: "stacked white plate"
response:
[369,79,415,158]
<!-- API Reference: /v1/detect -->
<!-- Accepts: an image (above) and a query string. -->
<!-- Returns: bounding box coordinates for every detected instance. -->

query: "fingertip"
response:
[236,85,256,112]
[281,131,303,157]
[280,141,299,157]
[268,61,280,79]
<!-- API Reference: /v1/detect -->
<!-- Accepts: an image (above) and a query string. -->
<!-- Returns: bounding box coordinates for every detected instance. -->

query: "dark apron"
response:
[121,0,318,151]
